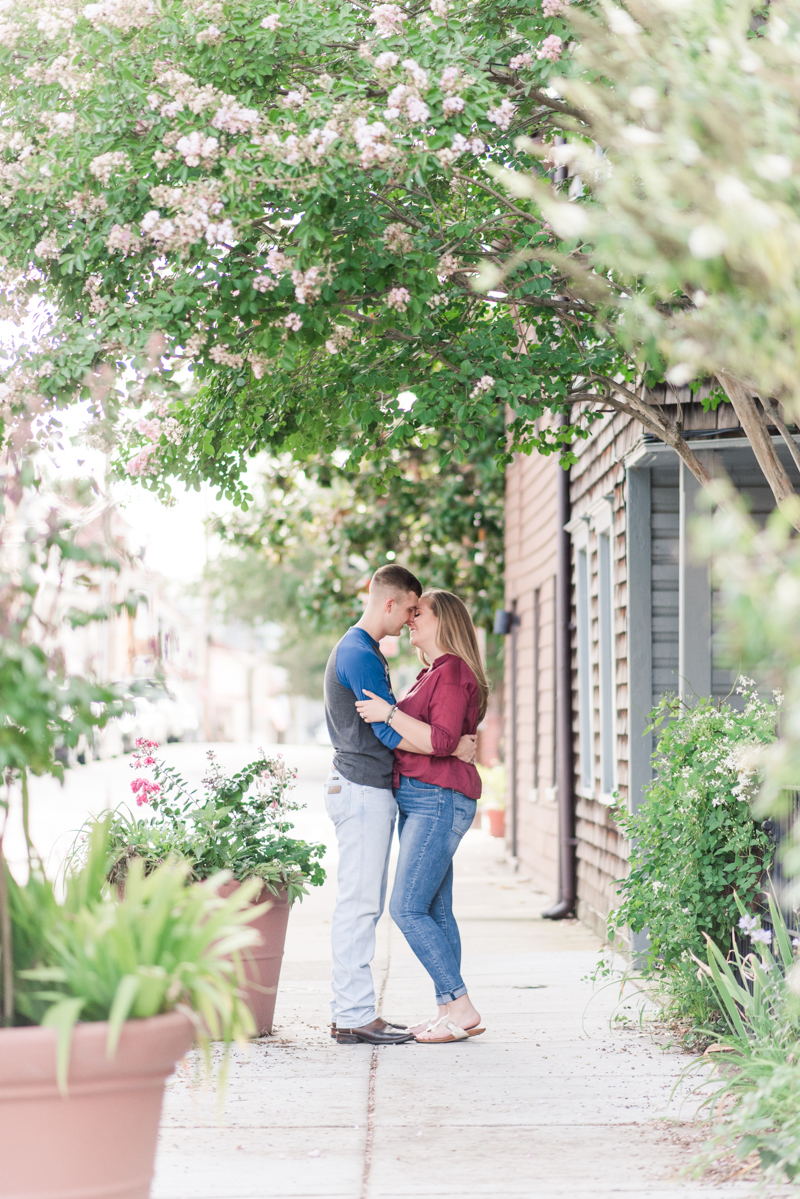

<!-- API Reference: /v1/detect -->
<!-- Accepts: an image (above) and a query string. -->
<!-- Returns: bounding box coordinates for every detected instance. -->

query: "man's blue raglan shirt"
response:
[334,627,402,751]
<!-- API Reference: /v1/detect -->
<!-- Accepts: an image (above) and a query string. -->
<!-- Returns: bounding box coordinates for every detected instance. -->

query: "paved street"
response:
[8,744,788,1198]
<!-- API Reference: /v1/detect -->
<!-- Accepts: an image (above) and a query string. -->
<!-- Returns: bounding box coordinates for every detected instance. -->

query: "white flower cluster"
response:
[442,95,465,117]
[210,344,245,367]
[51,112,76,134]
[437,132,484,167]
[139,181,233,250]
[386,286,411,312]
[69,191,108,217]
[280,89,307,109]
[89,151,129,186]
[542,0,569,14]
[325,325,355,354]
[84,0,155,31]
[509,52,534,70]
[196,23,223,43]
[37,5,76,39]
[148,69,261,136]
[437,253,460,276]
[427,292,447,308]
[248,354,271,380]
[181,330,207,358]
[371,4,406,38]
[486,99,516,131]
[291,266,323,304]
[84,274,108,314]
[253,273,279,292]
[375,52,399,70]
[470,374,495,398]
[33,233,59,259]
[175,131,219,166]
[261,13,280,30]
[277,123,339,166]
[284,312,303,331]
[430,0,449,15]
[106,223,142,255]
[0,20,21,49]
[383,222,414,253]
[352,118,397,168]
[136,415,184,444]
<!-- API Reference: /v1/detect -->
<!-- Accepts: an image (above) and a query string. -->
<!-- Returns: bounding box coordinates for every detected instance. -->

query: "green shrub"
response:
[608,682,778,1017]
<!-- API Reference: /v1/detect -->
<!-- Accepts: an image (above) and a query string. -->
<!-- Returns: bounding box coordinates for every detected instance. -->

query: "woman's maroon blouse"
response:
[393,653,482,800]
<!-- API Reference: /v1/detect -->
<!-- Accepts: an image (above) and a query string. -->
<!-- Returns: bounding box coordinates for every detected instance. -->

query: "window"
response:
[597,529,616,797]
[576,544,593,791]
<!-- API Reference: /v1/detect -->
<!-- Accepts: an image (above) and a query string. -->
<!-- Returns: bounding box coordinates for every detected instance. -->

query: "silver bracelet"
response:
[385,705,398,727]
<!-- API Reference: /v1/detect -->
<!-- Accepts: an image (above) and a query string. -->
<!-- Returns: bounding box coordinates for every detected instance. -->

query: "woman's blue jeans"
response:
[390,775,477,1004]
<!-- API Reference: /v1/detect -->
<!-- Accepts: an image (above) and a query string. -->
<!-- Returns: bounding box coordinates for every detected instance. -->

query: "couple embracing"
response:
[323,564,487,1046]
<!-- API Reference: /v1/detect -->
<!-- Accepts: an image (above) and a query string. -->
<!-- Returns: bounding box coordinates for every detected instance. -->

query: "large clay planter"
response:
[219,881,290,1036]
[486,807,506,838]
[0,1010,194,1199]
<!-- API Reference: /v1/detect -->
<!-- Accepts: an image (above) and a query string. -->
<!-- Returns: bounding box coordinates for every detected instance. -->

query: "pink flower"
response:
[375,51,399,69]
[370,3,405,37]
[126,444,160,477]
[285,312,303,331]
[486,99,516,131]
[442,96,465,117]
[542,0,569,14]
[509,52,534,70]
[440,66,462,93]
[536,34,563,61]
[261,13,280,30]
[386,286,411,312]
[406,96,430,124]
[130,777,161,806]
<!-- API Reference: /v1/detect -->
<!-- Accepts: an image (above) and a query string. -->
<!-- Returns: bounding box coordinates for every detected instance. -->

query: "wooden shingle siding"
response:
[504,446,560,900]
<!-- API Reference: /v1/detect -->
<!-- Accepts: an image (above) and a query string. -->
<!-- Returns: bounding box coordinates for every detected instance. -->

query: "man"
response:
[323,564,476,1045]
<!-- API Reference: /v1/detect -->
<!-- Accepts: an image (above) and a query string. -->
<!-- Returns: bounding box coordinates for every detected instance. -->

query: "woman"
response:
[355,589,488,1044]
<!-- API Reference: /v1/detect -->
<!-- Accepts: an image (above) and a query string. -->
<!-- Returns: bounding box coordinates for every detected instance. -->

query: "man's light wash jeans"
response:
[324,769,397,1028]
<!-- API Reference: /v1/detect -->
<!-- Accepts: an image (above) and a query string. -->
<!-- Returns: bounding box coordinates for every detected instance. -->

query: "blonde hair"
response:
[417,590,490,720]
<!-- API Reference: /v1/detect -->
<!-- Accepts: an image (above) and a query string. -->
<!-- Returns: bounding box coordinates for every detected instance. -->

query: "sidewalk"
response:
[148,748,786,1199]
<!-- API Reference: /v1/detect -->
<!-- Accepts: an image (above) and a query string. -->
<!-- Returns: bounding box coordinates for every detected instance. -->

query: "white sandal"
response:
[414,1016,485,1043]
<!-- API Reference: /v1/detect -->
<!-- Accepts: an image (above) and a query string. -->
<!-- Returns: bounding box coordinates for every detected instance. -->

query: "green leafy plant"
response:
[608,682,778,1020]
[86,742,326,904]
[8,822,263,1089]
[691,894,800,1182]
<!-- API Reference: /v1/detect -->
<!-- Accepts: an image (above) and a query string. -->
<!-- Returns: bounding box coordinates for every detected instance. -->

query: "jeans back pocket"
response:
[452,795,478,837]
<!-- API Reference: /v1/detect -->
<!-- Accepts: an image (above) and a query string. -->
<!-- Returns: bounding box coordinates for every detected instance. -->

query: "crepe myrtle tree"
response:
[488,0,800,523]
[0,0,723,504]
[211,413,505,631]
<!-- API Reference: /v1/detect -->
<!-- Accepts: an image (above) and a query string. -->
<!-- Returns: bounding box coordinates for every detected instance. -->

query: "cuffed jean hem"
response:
[435,983,468,1005]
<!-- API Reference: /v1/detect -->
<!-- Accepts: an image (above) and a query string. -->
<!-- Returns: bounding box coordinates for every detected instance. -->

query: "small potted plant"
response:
[478,762,507,838]
[82,741,326,1035]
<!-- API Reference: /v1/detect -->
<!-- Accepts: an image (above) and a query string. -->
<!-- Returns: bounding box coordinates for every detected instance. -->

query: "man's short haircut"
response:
[370,563,422,598]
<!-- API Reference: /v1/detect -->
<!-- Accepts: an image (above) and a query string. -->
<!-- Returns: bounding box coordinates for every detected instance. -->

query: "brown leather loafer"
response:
[333,1018,413,1045]
[330,1018,407,1040]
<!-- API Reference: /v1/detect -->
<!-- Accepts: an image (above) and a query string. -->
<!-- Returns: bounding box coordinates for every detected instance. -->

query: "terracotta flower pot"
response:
[0,1010,194,1199]
[218,881,290,1036]
[486,807,506,838]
